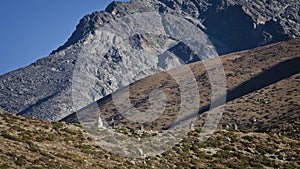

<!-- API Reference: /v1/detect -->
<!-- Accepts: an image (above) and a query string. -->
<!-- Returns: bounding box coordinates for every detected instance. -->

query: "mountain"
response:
[0,39,299,168]
[55,0,300,55]
[0,0,299,121]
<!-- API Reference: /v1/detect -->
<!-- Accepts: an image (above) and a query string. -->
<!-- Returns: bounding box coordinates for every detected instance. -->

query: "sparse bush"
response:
[15,155,27,166]
[76,144,92,150]
[223,145,236,151]
[1,132,20,141]
[226,161,245,169]
[0,164,10,169]
[183,143,192,150]
[53,122,64,131]
[11,125,24,132]
[40,151,54,159]
[63,128,78,135]
[206,138,222,148]
[249,161,264,168]
[28,166,46,169]
[73,123,82,128]
[256,145,275,155]
[213,150,233,159]
[46,133,56,141]
[26,141,40,153]
[175,161,190,168]
[242,135,254,142]
[197,142,207,149]
[35,136,46,142]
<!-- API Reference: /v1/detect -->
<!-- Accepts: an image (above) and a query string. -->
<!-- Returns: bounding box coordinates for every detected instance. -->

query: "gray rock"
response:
[55,0,300,54]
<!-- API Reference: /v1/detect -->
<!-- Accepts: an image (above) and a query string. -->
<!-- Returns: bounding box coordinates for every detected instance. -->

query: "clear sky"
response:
[0,0,129,75]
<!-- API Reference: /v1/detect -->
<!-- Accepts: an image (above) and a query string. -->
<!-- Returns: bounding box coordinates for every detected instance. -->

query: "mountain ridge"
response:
[54,0,300,55]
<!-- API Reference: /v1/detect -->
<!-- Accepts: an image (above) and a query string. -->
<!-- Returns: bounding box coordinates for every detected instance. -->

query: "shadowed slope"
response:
[171,57,300,129]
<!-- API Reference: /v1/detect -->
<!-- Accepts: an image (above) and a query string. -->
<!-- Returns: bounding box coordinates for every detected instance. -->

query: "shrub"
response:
[249,161,264,168]
[11,125,24,132]
[63,128,77,135]
[35,136,46,142]
[256,145,275,155]
[15,155,27,166]
[226,161,246,169]
[213,150,233,159]
[242,135,254,142]
[28,143,40,153]
[76,144,92,150]
[183,143,192,150]
[52,123,64,131]
[46,133,56,141]
[28,166,46,169]
[175,161,190,168]
[1,132,20,141]
[223,145,236,151]
[0,164,10,169]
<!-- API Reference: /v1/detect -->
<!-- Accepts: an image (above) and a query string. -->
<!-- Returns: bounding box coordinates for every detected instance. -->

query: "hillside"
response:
[62,38,300,138]
[0,114,299,168]
[0,38,299,168]
[0,0,299,121]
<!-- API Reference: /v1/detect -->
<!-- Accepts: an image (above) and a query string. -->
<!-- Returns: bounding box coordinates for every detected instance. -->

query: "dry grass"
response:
[64,38,300,134]
[0,113,299,168]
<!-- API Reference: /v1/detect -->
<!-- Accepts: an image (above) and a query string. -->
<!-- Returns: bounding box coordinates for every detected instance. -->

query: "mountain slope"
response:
[0,0,299,121]
[62,38,300,136]
[0,39,299,168]
[1,113,299,168]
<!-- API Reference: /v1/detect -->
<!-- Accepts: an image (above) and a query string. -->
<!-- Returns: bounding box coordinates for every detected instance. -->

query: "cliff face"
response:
[0,0,299,121]
[55,0,300,54]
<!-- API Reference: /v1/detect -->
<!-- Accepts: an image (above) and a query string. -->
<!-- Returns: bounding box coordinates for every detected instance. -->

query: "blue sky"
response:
[0,0,128,75]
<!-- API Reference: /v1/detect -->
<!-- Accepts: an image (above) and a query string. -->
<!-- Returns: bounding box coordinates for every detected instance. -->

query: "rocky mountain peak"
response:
[53,0,299,55]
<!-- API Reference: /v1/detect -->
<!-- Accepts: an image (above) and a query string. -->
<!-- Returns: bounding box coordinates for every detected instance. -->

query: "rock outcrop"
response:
[55,0,300,54]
